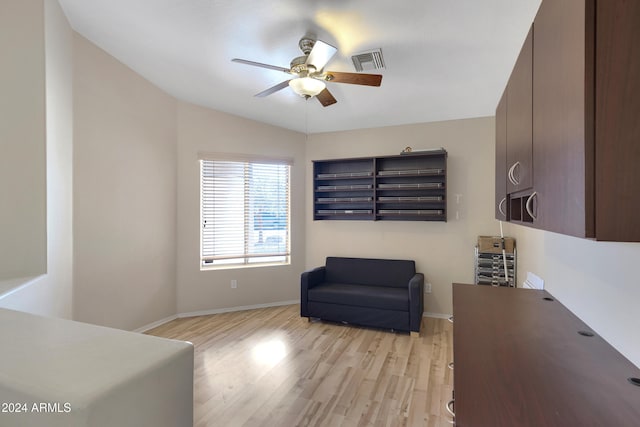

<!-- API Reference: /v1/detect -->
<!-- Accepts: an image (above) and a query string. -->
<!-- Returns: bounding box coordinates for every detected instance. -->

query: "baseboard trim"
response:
[133,314,179,333]
[423,312,452,319]
[137,303,448,333]
[178,300,299,319]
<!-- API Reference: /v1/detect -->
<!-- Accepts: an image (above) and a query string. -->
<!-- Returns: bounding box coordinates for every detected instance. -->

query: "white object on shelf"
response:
[523,271,544,289]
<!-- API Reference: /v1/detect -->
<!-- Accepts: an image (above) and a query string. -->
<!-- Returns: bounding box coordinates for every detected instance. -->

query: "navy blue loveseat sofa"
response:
[300,257,424,335]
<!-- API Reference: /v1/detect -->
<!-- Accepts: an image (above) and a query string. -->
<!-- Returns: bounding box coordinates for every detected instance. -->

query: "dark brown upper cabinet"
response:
[531,0,593,237]
[496,0,640,241]
[495,92,507,221]
[593,0,640,240]
[506,27,533,195]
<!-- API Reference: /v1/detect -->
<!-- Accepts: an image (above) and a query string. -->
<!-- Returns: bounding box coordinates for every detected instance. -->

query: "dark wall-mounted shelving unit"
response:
[313,150,447,221]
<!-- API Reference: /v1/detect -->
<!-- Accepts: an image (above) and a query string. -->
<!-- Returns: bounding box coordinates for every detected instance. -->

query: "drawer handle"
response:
[448,362,454,370]
[448,315,454,323]
[508,161,521,186]
[446,399,455,417]
[498,197,507,217]
[525,191,537,220]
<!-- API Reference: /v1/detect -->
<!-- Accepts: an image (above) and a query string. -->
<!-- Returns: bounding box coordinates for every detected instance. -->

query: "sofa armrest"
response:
[408,273,425,333]
[300,266,326,317]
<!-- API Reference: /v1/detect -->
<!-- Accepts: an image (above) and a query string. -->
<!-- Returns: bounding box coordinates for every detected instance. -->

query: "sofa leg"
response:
[410,331,419,338]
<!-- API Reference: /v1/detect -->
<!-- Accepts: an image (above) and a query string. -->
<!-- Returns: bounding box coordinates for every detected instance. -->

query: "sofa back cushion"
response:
[325,257,416,288]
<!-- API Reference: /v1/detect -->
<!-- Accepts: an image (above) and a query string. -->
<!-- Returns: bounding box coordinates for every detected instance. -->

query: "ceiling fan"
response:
[232,37,383,107]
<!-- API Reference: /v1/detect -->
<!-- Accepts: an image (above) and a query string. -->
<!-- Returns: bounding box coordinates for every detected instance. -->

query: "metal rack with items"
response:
[474,236,516,287]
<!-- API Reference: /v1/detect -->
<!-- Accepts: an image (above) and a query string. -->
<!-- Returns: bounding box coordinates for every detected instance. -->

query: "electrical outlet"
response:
[231,279,237,289]
[424,282,432,293]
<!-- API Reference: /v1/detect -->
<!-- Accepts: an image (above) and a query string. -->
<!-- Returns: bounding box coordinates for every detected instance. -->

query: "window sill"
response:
[200,261,290,272]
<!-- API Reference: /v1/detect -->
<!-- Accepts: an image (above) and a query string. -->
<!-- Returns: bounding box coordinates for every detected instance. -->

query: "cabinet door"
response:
[495,92,508,220]
[595,0,640,241]
[506,27,533,194]
[532,0,592,236]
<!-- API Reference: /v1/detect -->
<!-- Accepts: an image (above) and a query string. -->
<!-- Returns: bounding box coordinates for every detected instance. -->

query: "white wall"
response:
[176,101,306,314]
[506,224,640,367]
[0,0,74,318]
[72,34,178,330]
[306,117,497,316]
[0,0,47,280]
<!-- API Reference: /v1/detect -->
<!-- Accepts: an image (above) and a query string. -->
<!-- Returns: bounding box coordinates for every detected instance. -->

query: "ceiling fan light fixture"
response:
[233,36,381,107]
[288,77,325,97]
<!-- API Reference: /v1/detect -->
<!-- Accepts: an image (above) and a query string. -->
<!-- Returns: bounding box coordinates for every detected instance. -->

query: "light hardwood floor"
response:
[146,304,454,427]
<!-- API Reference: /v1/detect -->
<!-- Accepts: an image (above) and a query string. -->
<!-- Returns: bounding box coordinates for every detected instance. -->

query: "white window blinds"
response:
[200,158,291,268]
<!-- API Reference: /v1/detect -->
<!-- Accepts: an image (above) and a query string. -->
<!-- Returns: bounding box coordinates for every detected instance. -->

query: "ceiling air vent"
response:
[351,49,385,72]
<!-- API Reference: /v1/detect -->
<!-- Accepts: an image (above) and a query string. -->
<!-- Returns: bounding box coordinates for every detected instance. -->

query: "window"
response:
[200,156,291,268]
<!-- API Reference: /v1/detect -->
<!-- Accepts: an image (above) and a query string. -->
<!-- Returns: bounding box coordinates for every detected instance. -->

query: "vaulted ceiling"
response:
[58,0,541,134]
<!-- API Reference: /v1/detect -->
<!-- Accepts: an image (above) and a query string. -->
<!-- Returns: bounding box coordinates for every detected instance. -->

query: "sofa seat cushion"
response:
[308,283,408,311]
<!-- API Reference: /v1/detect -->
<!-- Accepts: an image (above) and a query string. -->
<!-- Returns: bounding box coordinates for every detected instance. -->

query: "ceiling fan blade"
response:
[325,71,383,86]
[316,88,337,107]
[305,40,337,71]
[255,80,291,97]
[232,58,290,74]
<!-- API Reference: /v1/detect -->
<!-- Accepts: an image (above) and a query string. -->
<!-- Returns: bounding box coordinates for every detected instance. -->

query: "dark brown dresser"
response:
[452,283,640,426]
